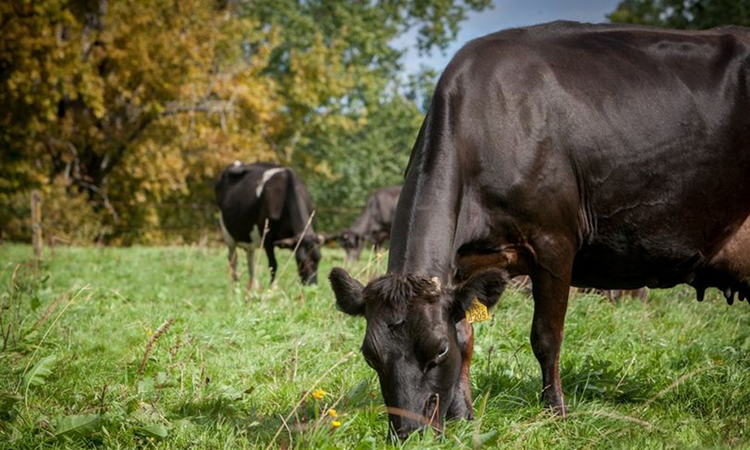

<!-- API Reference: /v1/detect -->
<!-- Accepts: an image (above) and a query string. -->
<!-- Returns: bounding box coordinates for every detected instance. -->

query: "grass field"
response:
[2,243,750,449]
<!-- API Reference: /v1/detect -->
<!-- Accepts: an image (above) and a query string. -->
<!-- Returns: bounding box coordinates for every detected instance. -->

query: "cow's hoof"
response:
[541,391,567,417]
[544,401,567,418]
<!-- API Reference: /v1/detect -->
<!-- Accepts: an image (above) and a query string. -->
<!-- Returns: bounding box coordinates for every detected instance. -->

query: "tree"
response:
[1,0,281,242]
[1,0,491,243]
[239,1,486,231]
[609,0,750,29]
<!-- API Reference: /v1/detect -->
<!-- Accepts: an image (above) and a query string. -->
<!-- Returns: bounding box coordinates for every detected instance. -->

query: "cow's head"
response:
[338,231,364,262]
[276,235,322,284]
[329,267,508,439]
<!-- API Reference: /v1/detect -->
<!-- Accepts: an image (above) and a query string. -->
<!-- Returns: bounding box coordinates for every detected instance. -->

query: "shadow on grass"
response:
[473,355,654,413]
[173,396,287,445]
[172,377,381,446]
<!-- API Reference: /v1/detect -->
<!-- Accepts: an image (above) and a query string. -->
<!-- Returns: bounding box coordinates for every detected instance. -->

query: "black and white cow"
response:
[215,162,321,287]
[339,186,401,261]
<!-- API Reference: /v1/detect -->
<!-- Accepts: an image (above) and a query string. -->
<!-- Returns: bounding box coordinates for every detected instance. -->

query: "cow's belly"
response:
[571,241,705,289]
[571,202,750,290]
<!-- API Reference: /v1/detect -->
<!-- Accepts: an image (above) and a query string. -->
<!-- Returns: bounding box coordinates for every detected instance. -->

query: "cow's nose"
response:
[391,424,424,441]
[397,429,412,441]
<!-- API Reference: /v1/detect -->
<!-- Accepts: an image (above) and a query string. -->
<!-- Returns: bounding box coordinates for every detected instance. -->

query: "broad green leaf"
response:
[137,378,155,395]
[135,424,169,440]
[473,429,499,448]
[215,384,245,401]
[0,392,23,419]
[54,413,101,439]
[355,436,377,450]
[154,371,169,387]
[22,354,57,388]
[344,378,373,406]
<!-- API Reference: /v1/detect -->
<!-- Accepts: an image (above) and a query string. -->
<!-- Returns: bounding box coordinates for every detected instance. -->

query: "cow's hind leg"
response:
[529,238,574,415]
[244,244,258,290]
[244,226,262,290]
[220,216,239,283]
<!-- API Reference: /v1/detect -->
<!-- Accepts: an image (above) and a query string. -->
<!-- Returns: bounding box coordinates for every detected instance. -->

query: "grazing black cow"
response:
[215,161,321,287]
[339,186,401,261]
[329,21,750,439]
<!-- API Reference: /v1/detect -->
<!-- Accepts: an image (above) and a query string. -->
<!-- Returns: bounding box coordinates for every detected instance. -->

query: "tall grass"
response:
[1,243,750,449]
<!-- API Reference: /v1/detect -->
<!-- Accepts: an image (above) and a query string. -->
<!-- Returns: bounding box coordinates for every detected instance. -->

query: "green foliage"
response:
[609,0,750,28]
[1,0,279,244]
[2,244,750,448]
[1,0,488,243]
[134,423,169,440]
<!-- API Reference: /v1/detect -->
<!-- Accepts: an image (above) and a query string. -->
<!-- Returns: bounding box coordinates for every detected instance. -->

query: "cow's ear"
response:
[452,269,509,314]
[329,267,365,316]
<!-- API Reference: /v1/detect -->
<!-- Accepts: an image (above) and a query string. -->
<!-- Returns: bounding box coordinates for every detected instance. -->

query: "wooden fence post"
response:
[31,189,43,266]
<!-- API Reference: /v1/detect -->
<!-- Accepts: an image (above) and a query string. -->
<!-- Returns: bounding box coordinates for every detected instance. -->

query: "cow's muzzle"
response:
[388,393,443,441]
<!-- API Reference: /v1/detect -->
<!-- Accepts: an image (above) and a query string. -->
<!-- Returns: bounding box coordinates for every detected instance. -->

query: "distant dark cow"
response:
[329,21,750,439]
[514,276,649,302]
[340,186,401,261]
[578,287,648,302]
[215,162,321,286]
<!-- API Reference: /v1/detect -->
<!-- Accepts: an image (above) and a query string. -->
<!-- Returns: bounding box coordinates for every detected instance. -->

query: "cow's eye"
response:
[437,344,449,359]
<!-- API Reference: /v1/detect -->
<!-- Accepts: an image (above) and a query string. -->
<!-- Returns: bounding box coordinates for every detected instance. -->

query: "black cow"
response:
[340,186,401,261]
[329,21,750,439]
[215,162,321,287]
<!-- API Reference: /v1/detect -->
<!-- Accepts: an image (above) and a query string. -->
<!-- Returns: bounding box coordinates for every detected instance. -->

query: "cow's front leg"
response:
[529,243,573,415]
[447,319,474,420]
[228,245,238,282]
[264,242,278,284]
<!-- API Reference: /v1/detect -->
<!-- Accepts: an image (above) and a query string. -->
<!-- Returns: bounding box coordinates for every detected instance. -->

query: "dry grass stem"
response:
[275,211,315,285]
[264,350,354,450]
[19,284,91,400]
[253,219,270,291]
[638,366,713,413]
[355,249,386,280]
[138,318,176,374]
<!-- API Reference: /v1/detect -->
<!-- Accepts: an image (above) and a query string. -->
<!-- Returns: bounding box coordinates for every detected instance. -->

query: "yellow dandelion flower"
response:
[332,420,341,428]
[327,408,338,418]
[312,389,326,400]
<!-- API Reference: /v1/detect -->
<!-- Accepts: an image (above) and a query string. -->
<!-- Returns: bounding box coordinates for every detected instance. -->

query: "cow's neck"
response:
[388,108,462,282]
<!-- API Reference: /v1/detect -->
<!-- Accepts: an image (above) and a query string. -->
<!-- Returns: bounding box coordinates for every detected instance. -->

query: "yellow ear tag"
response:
[466,298,490,323]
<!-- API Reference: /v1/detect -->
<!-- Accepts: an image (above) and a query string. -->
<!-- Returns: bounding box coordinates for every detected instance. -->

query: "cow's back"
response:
[392,21,750,291]
[215,162,286,243]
